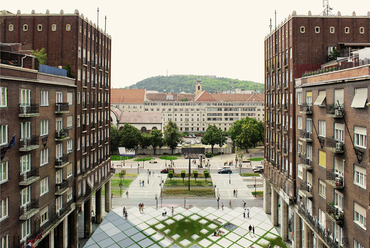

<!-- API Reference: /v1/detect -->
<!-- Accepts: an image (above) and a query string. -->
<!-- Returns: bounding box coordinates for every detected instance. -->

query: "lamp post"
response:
[229,171,231,184]
[155,194,158,209]
[137,163,140,174]
[147,169,150,184]
[254,176,257,198]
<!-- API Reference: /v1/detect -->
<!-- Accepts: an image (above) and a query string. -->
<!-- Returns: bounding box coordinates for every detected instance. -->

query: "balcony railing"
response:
[300,130,313,142]
[19,168,40,186]
[325,137,345,153]
[19,199,39,220]
[55,129,69,141]
[299,154,313,170]
[18,104,40,117]
[299,181,313,198]
[55,154,70,168]
[55,103,69,113]
[298,206,340,248]
[19,136,40,151]
[326,104,344,118]
[300,103,313,114]
[55,179,72,195]
[326,203,344,226]
[325,170,344,189]
[82,124,87,132]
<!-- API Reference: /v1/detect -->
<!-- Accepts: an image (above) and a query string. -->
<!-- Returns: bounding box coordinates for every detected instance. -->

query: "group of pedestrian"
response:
[248,225,255,236]
[122,207,128,219]
[138,203,145,213]
[233,189,238,197]
[139,180,145,187]
[162,209,167,216]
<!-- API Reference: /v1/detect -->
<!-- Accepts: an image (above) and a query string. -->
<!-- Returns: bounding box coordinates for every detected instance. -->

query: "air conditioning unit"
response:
[336,142,343,150]
[335,109,343,116]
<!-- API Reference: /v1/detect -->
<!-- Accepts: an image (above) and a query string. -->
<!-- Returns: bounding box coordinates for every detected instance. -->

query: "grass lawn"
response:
[134,157,154,162]
[164,179,213,187]
[251,191,264,197]
[239,173,260,177]
[111,179,134,188]
[159,156,178,160]
[162,188,215,197]
[262,236,288,248]
[113,173,138,177]
[110,155,131,161]
[250,157,264,161]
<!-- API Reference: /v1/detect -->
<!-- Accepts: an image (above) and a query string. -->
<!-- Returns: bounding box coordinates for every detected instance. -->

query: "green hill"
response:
[127,75,264,94]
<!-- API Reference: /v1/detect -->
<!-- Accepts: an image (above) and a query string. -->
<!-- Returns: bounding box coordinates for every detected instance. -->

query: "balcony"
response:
[19,136,40,151]
[91,122,95,129]
[19,199,40,220]
[82,124,87,132]
[55,179,72,195]
[325,137,345,154]
[19,168,40,186]
[55,154,70,169]
[18,104,40,117]
[299,103,313,114]
[326,203,344,226]
[55,103,69,114]
[326,104,344,118]
[276,123,281,131]
[325,170,344,189]
[299,181,314,198]
[298,154,313,170]
[55,129,69,141]
[299,130,313,143]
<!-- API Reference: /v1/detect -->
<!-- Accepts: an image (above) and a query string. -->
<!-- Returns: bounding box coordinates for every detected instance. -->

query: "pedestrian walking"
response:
[138,203,141,213]
[247,208,250,218]
[233,189,236,197]
[235,190,238,197]
[249,225,252,233]
[221,202,224,210]
[172,207,174,216]
[243,209,246,218]
[142,180,145,187]
[229,199,232,207]
[139,180,141,186]
[242,200,245,207]
[123,207,126,216]
[253,226,255,235]
[244,201,246,208]
[142,203,145,213]
[126,191,129,198]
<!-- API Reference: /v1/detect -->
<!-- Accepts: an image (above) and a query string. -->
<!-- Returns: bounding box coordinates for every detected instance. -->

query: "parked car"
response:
[253,168,264,173]
[218,168,232,174]
[161,168,175,174]
[252,165,263,171]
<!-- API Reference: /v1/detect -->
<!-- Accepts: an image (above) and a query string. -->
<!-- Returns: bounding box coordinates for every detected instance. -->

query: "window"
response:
[318,150,326,168]
[298,164,303,179]
[77,92,81,104]
[334,123,344,142]
[56,92,63,103]
[40,91,49,106]
[40,177,48,196]
[0,87,7,107]
[334,191,343,210]
[51,24,57,31]
[67,116,73,129]
[351,88,368,108]
[40,148,48,166]
[330,26,335,33]
[40,206,49,226]
[20,122,31,140]
[354,126,367,148]
[20,154,31,174]
[56,144,63,159]
[300,26,305,33]
[56,170,62,184]
[359,27,365,34]
[20,89,31,106]
[21,186,31,206]
[56,197,63,212]
[354,239,365,248]
[344,27,350,34]
[318,180,326,198]
[66,24,71,31]
[314,91,326,106]
[56,118,63,132]
[318,209,326,228]
[67,92,73,105]
[67,140,73,154]
[315,26,320,33]
[306,118,312,133]
[318,120,326,137]
[67,188,73,202]
[23,24,28,31]
[334,89,344,107]
[297,91,302,105]
[21,219,31,240]
[354,202,366,229]
[297,116,302,130]
[67,163,73,178]
[8,24,13,31]
[0,125,8,146]
[0,161,8,184]
[354,165,366,189]
[1,234,8,248]
[306,92,312,105]
[37,24,43,31]
[0,198,8,221]
[40,120,49,136]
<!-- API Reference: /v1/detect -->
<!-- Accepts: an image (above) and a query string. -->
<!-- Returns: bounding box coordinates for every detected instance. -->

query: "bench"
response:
[165,236,173,243]
[157,230,164,237]
[213,219,223,225]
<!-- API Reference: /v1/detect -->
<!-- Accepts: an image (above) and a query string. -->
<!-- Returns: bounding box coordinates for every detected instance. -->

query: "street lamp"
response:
[155,194,158,209]
[254,176,257,198]
[229,171,231,184]
[147,169,150,184]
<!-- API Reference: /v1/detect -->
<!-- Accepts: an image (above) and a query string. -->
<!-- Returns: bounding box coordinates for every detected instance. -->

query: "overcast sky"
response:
[2,0,369,88]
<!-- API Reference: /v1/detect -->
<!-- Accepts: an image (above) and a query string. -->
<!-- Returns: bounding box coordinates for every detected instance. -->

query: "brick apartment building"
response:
[0,10,112,248]
[262,10,370,248]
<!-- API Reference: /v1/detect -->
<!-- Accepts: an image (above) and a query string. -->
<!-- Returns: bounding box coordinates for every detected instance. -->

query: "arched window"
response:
[141,127,147,133]
[152,126,157,130]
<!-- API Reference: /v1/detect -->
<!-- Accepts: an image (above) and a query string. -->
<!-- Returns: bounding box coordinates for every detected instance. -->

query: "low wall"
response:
[113,146,233,156]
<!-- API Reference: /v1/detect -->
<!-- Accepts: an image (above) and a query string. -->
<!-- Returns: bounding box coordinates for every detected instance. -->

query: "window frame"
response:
[318,120,326,137]
[354,202,366,229]
[354,126,367,149]
[40,148,49,166]
[0,161,8,184]
[0,87,7,107]
[40,119,49,136]
[354,165,366,189]
[0,125,8,146]
[318,180,326,198]
[40,177,49,196]
[21,219,31,241]
[0,197,8,221]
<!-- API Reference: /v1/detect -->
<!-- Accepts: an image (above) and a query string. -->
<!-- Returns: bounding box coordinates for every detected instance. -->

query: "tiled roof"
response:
[118,112,162,124]
[111,108,122,120]
[111,89,146,103]
[146,93,195,102]
[211,93,265,102]
[194,91,217,102]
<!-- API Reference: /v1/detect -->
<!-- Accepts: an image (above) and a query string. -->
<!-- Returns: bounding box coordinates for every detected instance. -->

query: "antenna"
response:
[323,0,333,15]
[105,15,107,32]
[269,18,272,32]
[97,8,99,29]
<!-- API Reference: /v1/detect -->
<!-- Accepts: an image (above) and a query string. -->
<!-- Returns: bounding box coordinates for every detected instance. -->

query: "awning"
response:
[351,88,368,108]
[314,91,326,106]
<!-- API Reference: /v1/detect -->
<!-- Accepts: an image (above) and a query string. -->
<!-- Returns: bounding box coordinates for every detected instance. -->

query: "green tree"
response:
[62,62,74,78]
[110,125,120,154]
[193,170,198,182]
[140,133,152,149]
[164,121,183,154]
[150,129,164,155]
[119,124,141,149]
[181,170,186,183]
[236,118,260,152]
[204,170,209,181]
[201,125,225,154]
[168,170,174,181]
[31,48,47,70]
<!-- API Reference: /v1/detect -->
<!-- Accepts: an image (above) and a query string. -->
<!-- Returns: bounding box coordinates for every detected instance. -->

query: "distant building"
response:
[111,79,264,133]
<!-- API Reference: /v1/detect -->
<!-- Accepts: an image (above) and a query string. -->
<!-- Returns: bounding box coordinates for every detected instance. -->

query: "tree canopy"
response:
[229,117,264,152]
[163,121,183,154]
[119,124,142,149]
[149,129,164,155]
[201,125,226,154]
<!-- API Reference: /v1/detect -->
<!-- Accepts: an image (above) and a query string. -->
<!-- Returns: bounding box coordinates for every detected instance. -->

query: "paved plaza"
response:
[83,206,280,248]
